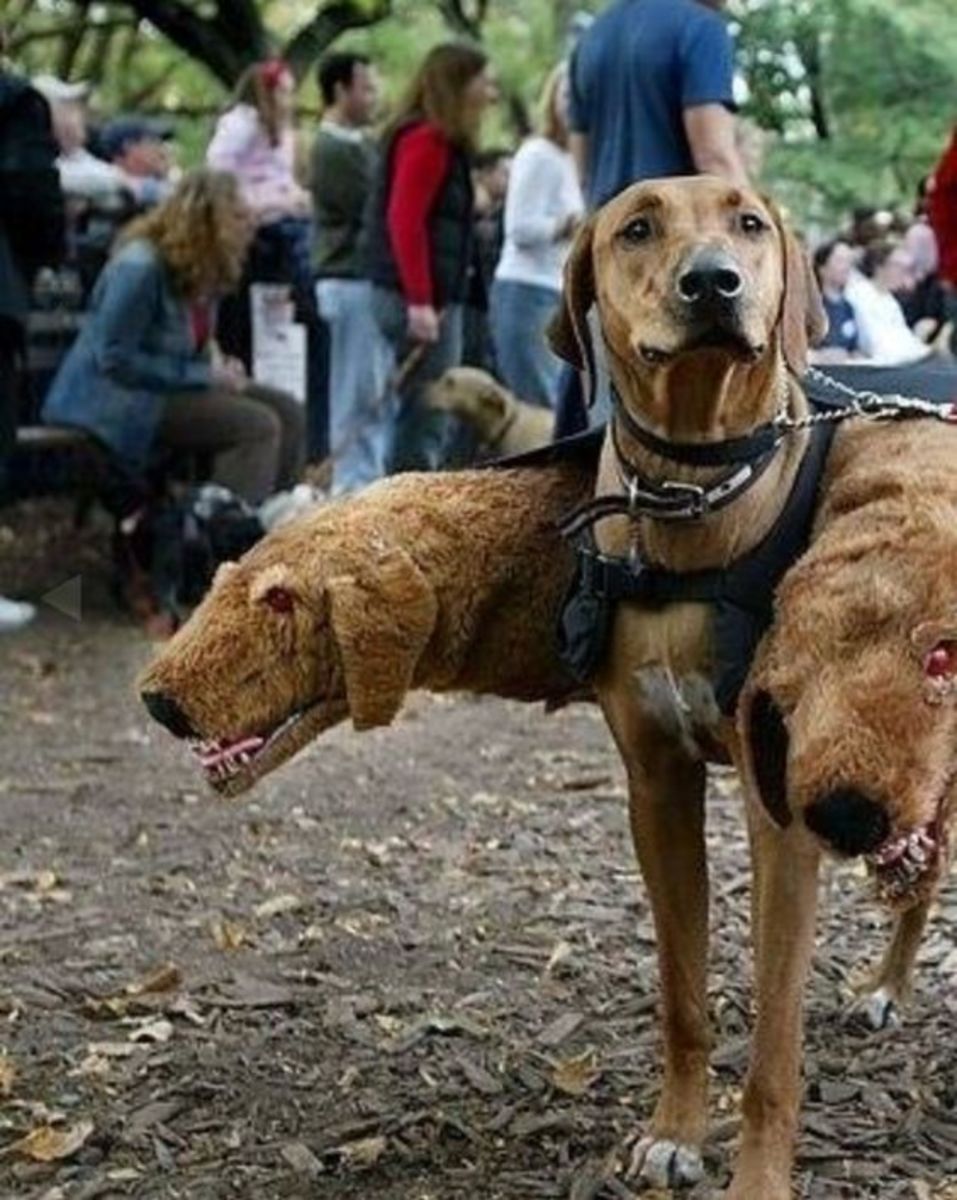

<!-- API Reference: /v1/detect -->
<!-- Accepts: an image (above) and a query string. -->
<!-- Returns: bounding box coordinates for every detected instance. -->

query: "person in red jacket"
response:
[365,42,496,472]
[928,125,957,350]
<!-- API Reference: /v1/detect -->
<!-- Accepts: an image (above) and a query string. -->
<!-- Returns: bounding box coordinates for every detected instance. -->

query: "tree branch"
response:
[437,0,488,40]
[283,0,393,81]
[117,0,256,84]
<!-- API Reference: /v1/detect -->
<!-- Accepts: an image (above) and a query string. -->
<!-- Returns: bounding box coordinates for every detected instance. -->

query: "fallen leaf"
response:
[0,1054,14,1096]
[255,893,304,920]
[126,963,182,996]
[282,1140,324,1177]
[552,1047,601,1097]
[212,917,249,951]
[544,940,573,975]
[127,1017,173,1044]
[5,1119,94,1162]
[337,1135,386,1169]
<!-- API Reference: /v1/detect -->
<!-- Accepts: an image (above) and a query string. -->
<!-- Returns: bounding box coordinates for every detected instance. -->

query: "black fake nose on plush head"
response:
[141,691,196,740]
[676,250,744,309]
[804,788,891,856]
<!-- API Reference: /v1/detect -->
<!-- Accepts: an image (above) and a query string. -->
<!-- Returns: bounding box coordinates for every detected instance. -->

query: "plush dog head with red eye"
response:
[138,515,439,797]
[738,418,957,910]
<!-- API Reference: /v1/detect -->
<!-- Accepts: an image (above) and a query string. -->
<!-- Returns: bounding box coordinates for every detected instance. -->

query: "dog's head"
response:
[138,495,438,797]
[739,436,957,908]
[549,175,825,421]
[426,367,513,436]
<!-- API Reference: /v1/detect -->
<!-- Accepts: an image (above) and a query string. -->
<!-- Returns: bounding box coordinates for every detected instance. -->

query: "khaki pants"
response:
[158,383,305,505]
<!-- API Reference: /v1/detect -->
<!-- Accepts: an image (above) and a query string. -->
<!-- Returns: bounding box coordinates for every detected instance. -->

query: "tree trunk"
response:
[796,27,830,141]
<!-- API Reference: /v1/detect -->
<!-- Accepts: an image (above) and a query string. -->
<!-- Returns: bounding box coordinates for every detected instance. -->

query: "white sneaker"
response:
[0,596,36,632]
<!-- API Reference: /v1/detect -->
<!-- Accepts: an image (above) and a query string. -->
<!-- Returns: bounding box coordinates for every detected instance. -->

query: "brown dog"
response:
[426,366,554,456]
[740,416,957,1033]
[138,463,593,796]
[548,175,827,1197]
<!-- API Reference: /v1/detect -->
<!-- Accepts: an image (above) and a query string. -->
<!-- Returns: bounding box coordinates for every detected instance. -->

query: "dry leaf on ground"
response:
[552,1047,601,1097]
[4,1119,94,1162]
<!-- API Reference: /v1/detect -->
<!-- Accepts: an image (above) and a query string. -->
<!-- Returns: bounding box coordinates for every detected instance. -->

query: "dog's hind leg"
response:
[726,817,820,1200]
[603,698,711,1189]
[846,900,930,1031]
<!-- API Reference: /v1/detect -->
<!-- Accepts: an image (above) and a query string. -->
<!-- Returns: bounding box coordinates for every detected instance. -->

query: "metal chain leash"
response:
[772,366,957,434]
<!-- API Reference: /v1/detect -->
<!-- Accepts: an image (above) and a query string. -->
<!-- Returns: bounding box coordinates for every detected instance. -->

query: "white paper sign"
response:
[250,283,307,404]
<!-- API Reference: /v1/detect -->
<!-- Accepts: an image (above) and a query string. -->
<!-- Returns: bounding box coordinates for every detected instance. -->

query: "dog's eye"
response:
[924,640,957,679]
[739,212,768,235]
[262,586,295,614]
[619,216,653,245]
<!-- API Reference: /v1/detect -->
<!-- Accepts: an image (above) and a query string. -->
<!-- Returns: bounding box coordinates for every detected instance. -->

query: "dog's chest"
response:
[610,603,722,759]
[634,664,722,758]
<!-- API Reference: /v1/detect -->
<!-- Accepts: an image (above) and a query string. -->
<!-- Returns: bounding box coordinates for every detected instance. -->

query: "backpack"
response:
[0,75,66,276]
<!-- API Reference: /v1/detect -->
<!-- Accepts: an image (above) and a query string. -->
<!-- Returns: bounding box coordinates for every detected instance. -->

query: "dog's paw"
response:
[627,1136,704,1189]
[845,985,901,1032]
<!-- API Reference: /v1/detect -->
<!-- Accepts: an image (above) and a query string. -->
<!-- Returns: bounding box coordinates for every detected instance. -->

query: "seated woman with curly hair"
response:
[43,168,304,506]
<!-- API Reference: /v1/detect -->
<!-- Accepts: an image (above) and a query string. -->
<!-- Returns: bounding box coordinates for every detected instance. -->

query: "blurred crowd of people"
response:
[811,182,957,368]
[1,0,956,633]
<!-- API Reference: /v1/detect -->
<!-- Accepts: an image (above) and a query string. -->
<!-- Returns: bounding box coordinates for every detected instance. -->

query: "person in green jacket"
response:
[310,52,391,494]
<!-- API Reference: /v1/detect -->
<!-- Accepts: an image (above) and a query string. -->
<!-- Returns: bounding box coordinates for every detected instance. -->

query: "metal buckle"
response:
[660,479,709,517]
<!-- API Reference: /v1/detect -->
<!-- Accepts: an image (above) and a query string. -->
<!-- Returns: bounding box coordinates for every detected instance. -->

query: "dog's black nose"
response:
[141,690,196,739]
[805,788,890,856]
[677,251,743,306]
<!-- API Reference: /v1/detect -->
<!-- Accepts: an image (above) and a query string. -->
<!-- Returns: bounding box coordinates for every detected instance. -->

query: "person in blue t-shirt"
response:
[567,0,747,208]
[553,0,749,435]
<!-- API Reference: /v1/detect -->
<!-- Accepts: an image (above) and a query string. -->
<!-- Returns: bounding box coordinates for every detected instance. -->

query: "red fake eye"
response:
[924,641,957,679]
[263,586,295,614]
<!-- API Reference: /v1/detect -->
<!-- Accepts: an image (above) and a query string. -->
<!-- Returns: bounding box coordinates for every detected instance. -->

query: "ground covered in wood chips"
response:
[2,503,957,1200]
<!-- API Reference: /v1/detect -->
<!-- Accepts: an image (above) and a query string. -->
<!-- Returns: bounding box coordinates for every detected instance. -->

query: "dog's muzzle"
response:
[141,690,197,740]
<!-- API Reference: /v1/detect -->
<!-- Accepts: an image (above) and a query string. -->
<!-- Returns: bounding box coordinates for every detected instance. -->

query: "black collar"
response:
[611,387,787,468]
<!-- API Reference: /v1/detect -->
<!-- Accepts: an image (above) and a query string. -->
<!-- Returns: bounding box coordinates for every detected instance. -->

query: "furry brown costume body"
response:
[139,463,593,797]
[740,416,957,1032]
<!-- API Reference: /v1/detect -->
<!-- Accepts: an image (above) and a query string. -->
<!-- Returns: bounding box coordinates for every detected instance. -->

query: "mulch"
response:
[1,501,957,1199]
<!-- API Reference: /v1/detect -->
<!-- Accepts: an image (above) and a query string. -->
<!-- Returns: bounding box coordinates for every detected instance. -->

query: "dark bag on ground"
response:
[117,485,264,628]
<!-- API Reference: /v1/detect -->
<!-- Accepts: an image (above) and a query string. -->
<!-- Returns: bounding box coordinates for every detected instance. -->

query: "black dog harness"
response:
[556,389,838,715]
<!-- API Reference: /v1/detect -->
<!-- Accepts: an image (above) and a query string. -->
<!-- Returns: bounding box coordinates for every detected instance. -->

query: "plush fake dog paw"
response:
[627,1136,704,1188]
[845,986,901,1032]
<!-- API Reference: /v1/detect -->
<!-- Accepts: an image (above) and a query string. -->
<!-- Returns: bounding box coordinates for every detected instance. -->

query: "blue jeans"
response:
[316,278,394,494]
[490,278,563,408]
[372,288,465,473]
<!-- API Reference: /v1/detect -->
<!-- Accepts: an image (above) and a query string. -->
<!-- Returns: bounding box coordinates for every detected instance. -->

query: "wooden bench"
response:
[11,424,110,511]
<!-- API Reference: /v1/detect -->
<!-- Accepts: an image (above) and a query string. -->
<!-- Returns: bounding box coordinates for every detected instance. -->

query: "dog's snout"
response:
[804,788,890,856]
[141,690,197,739]
[676,252,743,306]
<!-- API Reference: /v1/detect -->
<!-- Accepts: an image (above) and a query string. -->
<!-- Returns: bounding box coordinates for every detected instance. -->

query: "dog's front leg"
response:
[847,899,930,1031]
[608,712,710,1189]
[726,815,820,1200]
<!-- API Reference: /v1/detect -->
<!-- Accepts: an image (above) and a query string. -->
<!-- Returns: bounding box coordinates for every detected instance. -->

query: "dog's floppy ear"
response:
[766,199,828,376]
[738,683,792,829]
[327,547,438,731]
[547,215,598,406]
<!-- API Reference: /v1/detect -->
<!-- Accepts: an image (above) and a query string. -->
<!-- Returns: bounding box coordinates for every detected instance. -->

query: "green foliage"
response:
[734,0,955,226]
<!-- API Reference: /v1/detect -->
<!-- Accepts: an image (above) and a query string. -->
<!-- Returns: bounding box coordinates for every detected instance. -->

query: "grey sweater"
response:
[309,123,377,278]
